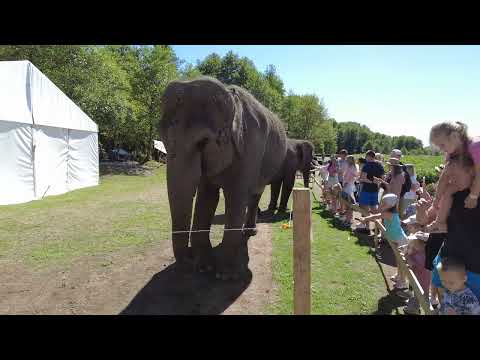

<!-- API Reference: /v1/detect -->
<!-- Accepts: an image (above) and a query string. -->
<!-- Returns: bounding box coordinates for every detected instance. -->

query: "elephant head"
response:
[159,77,245,261]
[293,140,315,188]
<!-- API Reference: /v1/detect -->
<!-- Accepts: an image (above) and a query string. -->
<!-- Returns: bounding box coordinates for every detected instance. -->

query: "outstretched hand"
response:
[465,196,478,209]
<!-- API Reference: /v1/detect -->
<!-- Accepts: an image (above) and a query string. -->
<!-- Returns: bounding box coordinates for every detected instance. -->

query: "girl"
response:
[400,164,420,219]
[403,232,432,314]
[339,155,359,226]
[325,158,340,212]
[427,121,480,233]
[357,193,408,290]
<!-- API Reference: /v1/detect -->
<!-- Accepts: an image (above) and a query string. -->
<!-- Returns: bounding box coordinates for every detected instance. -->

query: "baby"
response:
[437,257,480,315]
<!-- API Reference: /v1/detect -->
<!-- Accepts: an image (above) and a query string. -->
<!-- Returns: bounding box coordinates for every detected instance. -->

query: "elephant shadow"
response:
[120,252,252,315]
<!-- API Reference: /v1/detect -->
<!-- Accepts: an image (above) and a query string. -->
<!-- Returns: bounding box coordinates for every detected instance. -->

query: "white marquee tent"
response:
[0,60,99,205]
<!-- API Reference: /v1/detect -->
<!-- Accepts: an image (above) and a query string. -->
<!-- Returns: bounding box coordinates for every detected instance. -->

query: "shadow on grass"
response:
[372,293,407,315]
[120,246,252,315]
[312,198,408,315]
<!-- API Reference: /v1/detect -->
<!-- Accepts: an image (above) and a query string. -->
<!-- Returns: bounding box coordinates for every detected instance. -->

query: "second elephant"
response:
[264,139,315,213]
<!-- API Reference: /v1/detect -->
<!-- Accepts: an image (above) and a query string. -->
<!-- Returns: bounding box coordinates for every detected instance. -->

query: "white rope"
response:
[172,227,257,234]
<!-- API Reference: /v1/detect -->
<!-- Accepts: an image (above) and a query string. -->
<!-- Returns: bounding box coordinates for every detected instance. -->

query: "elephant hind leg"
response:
[278,173,295,212]
[268,181,282,212]
[244,192,263,237]
[191,180,219,273]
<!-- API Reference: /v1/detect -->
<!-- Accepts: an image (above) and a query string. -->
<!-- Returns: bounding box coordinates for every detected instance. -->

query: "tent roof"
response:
[0,60,98,133]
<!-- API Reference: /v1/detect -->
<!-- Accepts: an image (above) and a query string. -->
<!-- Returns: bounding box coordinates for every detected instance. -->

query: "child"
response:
[436,257,480,315]
[403,231,431,315]
[325,158,340,212]
[400,164,420,219]
[427,121,480,233]
[357,193,408,290]
[355,157,366,203]
[338,155,359,226]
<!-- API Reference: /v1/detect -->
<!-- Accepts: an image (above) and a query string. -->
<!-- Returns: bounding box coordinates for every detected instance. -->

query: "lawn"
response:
[0,165,394,314]
[266,182,392,315]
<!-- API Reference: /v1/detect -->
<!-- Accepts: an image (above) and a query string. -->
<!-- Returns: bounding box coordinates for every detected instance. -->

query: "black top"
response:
[441,190,480,274]
[361,161,385,193]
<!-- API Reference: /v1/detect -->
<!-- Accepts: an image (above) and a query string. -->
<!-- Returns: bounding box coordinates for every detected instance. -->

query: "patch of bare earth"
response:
[0,224,275,315]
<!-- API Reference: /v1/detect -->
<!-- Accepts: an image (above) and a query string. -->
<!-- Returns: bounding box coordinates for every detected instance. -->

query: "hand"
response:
[446,308,457,315]
[465,195,478,209]
[373,177,383,185]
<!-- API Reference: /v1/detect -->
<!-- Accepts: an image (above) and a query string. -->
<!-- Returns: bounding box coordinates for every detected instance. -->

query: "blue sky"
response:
[172,45,480,147]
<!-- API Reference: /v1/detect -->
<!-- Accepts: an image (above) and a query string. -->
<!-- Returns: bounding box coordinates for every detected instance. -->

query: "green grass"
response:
[351,154,443,184]
[1,165,396,314]
[0,167,173,268]
[267,195,391,314]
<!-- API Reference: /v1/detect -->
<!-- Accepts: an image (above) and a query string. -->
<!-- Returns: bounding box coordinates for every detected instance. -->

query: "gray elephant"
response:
[159,77,287,280]
[260,139,315,214]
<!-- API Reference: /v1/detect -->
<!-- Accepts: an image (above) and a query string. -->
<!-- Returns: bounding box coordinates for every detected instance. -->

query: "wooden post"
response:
[293,188,312,315]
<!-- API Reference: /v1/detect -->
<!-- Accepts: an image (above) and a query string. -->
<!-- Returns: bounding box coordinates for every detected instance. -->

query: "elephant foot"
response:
[243,227,258,237]
[262,208,276,217]
[215,245,249,281]
[192,248,215,273]
[174,246,193,264]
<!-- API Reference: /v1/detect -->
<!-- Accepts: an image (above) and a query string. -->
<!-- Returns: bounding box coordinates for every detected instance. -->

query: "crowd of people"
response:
[314,121,480,315]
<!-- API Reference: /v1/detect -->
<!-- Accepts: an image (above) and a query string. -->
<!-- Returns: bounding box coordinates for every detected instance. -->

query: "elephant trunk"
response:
[302,169,310,188]
[166,152,202,262]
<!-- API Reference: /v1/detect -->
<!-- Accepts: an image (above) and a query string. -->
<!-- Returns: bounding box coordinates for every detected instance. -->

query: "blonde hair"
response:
[430,121,472,165]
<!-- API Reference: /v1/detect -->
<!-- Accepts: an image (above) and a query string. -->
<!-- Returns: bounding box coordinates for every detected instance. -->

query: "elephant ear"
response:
[229,87,245,157]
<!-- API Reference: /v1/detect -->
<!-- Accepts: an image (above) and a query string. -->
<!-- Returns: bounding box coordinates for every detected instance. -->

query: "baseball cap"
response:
[381,193,398,208]
[386,158,400,166]
[390,149,402,159]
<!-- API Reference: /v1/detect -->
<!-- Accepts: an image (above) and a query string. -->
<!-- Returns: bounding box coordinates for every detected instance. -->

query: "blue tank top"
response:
[384,213,406,242]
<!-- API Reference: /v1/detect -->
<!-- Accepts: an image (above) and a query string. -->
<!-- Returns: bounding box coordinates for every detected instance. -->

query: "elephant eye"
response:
[197,138,209,151]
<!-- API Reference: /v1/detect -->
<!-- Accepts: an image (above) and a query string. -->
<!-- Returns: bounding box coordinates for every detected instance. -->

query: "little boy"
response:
[437,257,480,315]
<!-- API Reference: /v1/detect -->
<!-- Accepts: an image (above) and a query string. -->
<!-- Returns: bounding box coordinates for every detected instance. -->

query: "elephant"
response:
[260,139,315,214]
[159,76,287,280]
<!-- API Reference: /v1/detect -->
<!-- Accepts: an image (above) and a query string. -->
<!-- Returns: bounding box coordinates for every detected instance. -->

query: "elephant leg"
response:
[268,180,282,212]
[244,192,263,237]
[278,173,295,212]
[216,187,249,280]
[190,180,219,273]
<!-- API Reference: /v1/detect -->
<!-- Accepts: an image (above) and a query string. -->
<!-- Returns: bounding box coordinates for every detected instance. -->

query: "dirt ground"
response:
[0,222,275,315]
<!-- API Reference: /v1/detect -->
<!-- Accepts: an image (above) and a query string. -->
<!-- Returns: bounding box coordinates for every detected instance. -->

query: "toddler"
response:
[437,257,480,315]
[358,193,408,290]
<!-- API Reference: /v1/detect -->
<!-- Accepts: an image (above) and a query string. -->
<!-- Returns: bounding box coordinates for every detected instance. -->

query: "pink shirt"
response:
[327,162,337,176]
[343,165,358,184]
[469,136,480,166]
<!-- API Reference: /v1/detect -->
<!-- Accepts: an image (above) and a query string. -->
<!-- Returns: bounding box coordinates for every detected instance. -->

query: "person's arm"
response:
[357,213,382,223]
[465,165,480,208]
[359,171,374,184]
[433,164,451,208]
[390,174,405,199]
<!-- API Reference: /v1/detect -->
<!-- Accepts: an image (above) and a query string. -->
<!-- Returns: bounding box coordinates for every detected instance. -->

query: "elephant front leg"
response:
[216,188,250,280]
[278,173,295,212]
[190,181,219,273]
